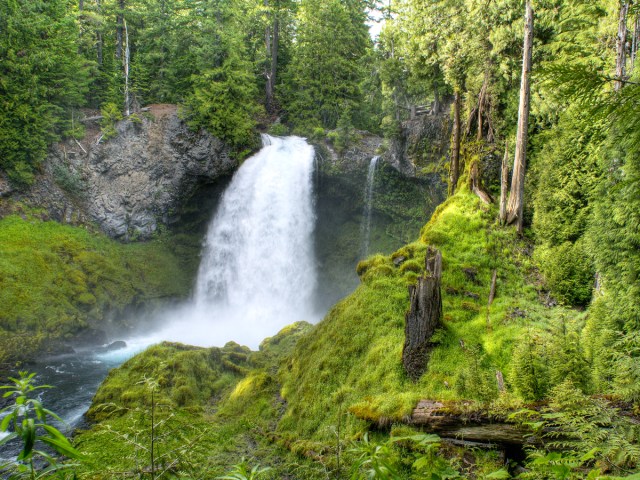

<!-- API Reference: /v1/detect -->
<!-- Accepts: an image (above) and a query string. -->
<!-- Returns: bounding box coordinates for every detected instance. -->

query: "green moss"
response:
[75,323,320,479]
[0,214,192,364]
[277,189,576,444]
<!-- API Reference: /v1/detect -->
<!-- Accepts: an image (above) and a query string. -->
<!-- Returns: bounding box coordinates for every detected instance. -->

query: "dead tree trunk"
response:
[116,0,125,60]
[449,90,461,196]
[486,269,497,330]
[506,0,533,234]
[632,13,640,72]
[403,247,443,381]
[264,0,279,113]
[470,161,493,205]
[499,142,509,225]
[123,19,130,116]
[477,73,489,142]
[615,1,630,91]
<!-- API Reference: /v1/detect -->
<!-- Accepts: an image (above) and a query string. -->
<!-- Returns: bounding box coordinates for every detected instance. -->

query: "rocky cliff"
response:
[6,105,236,240]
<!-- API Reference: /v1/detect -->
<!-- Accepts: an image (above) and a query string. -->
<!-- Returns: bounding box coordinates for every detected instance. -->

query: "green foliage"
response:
[185,48,263,149]
[282,0,370,130]
[0,371,81,478]
[515,381,640,478]
[100,102,123,140]
[0,0,89,186]
[217,459,271,480]
[0,214,191,364]
[349,433,401,480]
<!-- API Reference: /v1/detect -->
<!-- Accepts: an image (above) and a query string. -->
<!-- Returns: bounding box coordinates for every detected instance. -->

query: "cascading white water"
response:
[360,156,380,257]
[150,135,318,348]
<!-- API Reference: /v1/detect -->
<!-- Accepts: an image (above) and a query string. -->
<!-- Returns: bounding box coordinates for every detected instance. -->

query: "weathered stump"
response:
[402,247,443,381]
[469,161,493,205]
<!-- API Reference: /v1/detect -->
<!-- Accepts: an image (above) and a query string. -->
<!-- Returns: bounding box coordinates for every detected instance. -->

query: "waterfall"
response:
[152,135,318,348]
[360,156,380,258]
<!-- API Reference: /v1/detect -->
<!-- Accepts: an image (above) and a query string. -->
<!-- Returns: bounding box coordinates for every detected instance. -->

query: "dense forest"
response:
[3,0,640,478]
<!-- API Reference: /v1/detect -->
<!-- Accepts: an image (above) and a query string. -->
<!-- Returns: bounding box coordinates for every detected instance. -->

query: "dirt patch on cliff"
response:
[148,104,179,120]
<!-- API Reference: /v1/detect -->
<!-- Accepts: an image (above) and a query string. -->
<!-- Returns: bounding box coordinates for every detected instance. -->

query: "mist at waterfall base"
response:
[138,135,320,350]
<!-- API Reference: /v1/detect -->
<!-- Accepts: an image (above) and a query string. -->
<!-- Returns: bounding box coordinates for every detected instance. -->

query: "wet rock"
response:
[393,255,407,267]
[103,340,127,352]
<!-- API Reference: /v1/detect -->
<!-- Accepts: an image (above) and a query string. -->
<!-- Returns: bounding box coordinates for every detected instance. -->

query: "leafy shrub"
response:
[535,241,594,306]
[100,102,123,140]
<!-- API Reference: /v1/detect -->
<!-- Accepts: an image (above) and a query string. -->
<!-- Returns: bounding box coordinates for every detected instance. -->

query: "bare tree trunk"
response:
[116,0,124,60]
[631,13,639,73]
[265,0,280,114]
[506,1,533,234]
[470,161,493,204]
[123,19,130,116]
[403,247,443,381]
[615,1,630,91]
[270,15,279,109]
[449,89,461,196]
[499,142,509,225]
[477,74,488,142]
[96,0,103,67]
[432,78,440,114]
[79,0,84,10]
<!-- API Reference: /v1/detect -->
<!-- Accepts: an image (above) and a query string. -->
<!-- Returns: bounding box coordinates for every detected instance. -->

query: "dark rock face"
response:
[389,105,452,177]
[17,105,237,240]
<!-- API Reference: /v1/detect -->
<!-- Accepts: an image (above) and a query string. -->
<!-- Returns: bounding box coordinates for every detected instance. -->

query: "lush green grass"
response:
[75,323,323,479]
[0,214,193,364]
[277,190,577,448]
[73,188,585,477]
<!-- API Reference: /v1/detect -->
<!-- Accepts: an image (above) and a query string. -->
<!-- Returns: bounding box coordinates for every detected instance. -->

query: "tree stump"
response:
[402,247,443,381]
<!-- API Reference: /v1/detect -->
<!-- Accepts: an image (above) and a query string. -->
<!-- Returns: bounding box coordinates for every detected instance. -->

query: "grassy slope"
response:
[0,213,193,364]
[278,189,573,445]
[75,323,321,479]
[74,188,577,478]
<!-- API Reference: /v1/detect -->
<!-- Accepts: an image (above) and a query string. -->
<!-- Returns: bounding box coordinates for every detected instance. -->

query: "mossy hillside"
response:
[76,323,321,479]
[0,214,192,364]
[277,189,576,446]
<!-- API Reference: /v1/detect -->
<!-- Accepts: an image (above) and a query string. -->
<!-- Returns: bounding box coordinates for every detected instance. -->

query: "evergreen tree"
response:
[0,0,89,185]
[283,0,370,131]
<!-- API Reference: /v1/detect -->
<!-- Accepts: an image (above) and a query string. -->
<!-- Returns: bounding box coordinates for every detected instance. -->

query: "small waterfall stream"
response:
[360,156,380,258]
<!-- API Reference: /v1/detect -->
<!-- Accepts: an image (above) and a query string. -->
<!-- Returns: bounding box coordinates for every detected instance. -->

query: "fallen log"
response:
[410,400,532,446]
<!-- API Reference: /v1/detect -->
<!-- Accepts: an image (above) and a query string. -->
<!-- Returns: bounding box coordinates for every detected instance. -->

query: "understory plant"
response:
[0,371,81,479]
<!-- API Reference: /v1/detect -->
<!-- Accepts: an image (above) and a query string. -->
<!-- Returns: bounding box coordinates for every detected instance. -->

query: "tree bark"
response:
[116,0,125,60]
[615,1,630,91]
[265,0,280,114]
[476,73,489,142]
[499,142,509,225]
[123,19,130,116]
[470,161,493,205]
[96,0,103,66]
[449,89,461,196]
[506,1,533,234]
[631,13,639,73]
[402,247,443,381]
